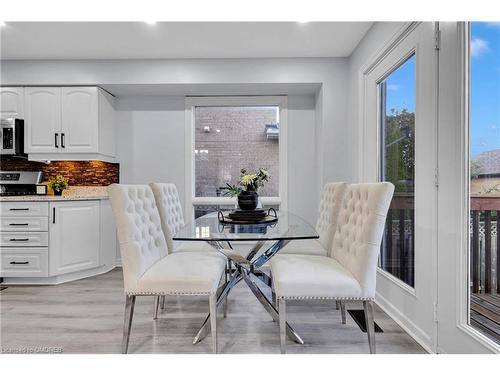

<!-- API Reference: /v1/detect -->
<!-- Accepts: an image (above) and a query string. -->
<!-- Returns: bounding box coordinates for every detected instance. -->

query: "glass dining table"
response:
[173,210,319,346]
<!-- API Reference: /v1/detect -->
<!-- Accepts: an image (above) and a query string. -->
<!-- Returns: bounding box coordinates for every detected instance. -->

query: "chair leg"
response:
[153,295,160,320]
[223,259,231,318]
[122,295,136,354]
[363,301,376,354]
[340,300,346,324]
[271,274,277,322]
[278,298,286,354]
[160,295,165,310]
[271,290,277,322]
[209,294,218,354]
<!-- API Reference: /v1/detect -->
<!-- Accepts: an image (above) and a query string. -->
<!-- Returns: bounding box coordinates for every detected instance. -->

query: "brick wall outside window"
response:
[195,106,279,197]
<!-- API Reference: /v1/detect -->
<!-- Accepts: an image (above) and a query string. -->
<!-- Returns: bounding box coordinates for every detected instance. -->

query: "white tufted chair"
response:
[270,182,394,354]
[149,183,216,254]
[278,182,347,256]
[108,184,226,354]
[149,183,226,314]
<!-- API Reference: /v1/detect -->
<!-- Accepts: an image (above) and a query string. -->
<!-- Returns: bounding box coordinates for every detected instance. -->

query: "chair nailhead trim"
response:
[277,296,373,301]
[126,291,213,296]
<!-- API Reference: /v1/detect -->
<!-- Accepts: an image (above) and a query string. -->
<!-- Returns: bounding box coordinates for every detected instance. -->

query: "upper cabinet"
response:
[25,87,62,153]
[0,87,25,119]
[61,87,99,153]
[23,86,115,161]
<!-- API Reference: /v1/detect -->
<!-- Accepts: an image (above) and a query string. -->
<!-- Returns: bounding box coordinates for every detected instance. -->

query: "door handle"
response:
[53,207,56,224]
[55,133,59,148]
[9,223,29,226]
[61,133,65,148]
[10,261,29,265]
[9,238,29,242]
[9,208,29,211]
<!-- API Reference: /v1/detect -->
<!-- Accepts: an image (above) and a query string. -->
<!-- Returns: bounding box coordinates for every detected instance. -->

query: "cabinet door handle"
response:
[55,133,59,148]
[10,261,29,265]
[9,208,29,211]
[61,133,65,148]
[9,223,29,226]
[9,238,29,242]
[53,207,56,224]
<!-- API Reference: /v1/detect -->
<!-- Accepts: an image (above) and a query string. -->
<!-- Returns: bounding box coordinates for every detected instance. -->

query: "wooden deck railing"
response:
[382,194,500,294]
[470,196,500,295]
[380,193,415,286]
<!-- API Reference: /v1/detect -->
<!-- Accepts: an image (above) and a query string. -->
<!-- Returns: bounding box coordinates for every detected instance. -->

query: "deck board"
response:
[470,292,500,343]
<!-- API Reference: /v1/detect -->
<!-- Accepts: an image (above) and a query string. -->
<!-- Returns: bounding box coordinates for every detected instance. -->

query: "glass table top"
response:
[174,211,319,242]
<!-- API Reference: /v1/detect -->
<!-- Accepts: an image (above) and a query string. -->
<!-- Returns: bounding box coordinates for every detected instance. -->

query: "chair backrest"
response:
[331,182,394,298]
[315,182,348,254]
[149,183,185,253]
[108,184,168,292]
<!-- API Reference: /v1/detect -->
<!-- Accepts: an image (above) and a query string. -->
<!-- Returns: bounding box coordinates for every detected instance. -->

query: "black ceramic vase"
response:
[53,189,63,196]
[237,190,259,210]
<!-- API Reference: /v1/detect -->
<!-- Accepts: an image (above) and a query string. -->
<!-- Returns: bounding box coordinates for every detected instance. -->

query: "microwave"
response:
[0,118,26,158]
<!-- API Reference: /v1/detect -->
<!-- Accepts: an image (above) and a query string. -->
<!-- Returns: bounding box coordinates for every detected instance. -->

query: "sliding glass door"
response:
[468,21,500,346]
[437,22,499,353]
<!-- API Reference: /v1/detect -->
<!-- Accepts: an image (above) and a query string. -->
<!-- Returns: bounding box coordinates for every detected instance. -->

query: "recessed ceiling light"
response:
[297,21,309,24]
[144,21,157,25]
[0,21,6,28]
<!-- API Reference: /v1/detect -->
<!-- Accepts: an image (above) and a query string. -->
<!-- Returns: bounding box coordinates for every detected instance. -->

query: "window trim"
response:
[184,96,288,219]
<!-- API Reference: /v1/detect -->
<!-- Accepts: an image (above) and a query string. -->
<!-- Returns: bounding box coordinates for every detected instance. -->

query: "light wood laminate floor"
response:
[0,268,426,354]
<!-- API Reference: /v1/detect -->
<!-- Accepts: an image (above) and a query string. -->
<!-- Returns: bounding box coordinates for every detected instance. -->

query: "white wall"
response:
[115,94,317,224]
[2,57,351,222]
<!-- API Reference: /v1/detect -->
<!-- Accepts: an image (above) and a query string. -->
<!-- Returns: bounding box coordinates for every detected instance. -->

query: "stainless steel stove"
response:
[0,171,43,196]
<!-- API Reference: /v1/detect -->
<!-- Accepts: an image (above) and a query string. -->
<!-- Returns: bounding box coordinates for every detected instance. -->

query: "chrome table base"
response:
[193,239,305,346]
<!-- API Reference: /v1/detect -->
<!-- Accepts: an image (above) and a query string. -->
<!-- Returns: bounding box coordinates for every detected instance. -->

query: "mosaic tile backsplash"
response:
[0,160,119,186]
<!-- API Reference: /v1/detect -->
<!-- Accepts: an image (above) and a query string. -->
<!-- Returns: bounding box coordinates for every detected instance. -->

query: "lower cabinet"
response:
[49,201,100,276]
[0,199,116,282]
[0,248,48,277]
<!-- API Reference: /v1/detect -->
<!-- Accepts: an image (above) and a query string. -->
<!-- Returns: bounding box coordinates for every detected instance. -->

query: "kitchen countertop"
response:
[0,186,109,201]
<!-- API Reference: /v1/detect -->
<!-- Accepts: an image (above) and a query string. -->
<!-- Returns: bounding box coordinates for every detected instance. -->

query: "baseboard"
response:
[375,291,434,353]
[2,264,117,285]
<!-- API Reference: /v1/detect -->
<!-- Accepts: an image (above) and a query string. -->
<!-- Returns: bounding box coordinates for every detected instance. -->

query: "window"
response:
[468,22,500,344]
[195,106,280,198]
[379,54,416,287]
[185,97,287,218]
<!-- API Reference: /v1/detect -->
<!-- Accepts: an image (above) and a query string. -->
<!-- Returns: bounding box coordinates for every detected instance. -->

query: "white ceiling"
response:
[0,22,372,60]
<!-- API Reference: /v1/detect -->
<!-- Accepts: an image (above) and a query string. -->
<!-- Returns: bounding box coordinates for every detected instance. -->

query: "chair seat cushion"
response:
[134,252,226,295]
[277,239,328,256]
[173,240,218,253]
[270,254,362,299]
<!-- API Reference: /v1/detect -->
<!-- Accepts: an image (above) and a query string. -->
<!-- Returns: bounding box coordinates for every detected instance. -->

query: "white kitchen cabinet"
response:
[0,216,49,232]
[0,248,49,278]
[0,201,49,217]
[0,87,24,119]
[25,87,62,153]
[49,200,100,276]
[61,87,99,153]
[0,231,49,247]
[1,199,118,283]
[99,200,118,268]
[24,86,115,161]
